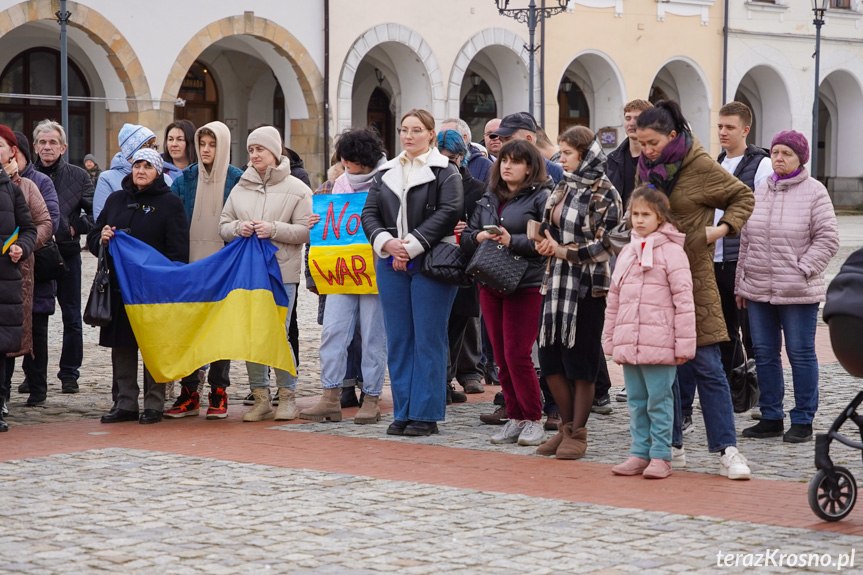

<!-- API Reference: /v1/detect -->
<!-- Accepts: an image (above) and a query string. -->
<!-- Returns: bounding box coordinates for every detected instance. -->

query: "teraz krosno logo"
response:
[717,549,855,570]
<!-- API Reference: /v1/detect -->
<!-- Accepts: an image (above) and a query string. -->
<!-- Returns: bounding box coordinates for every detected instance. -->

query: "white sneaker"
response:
[750,406,761,420]
[615,388,628,402]
[719,446,751,480]
[517,420,544,446]
[671,446,686,469]
[491,419,523,444]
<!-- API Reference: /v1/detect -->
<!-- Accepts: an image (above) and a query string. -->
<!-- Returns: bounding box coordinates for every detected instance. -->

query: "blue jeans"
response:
[623,364,675,461]
[247,284,298,390]
[376,260,457,423]
[344,325,364,383]
[57,251,83,381]
[320,293,386,397]
[747,301,819,424]
[676,344,738,453]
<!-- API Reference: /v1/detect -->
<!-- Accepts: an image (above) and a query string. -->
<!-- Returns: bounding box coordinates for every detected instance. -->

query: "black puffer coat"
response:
[34,156,94,255]
[0,171,37,353]
[86,175,189,348]
[461,179,552,290]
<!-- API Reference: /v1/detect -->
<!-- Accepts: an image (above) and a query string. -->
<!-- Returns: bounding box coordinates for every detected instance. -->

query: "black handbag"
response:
[421,242,472,287]
[418,164,472,287]
[729,345,759,413]
[465,239,529,296]
[33,239,67,282]
[83,243,112,327]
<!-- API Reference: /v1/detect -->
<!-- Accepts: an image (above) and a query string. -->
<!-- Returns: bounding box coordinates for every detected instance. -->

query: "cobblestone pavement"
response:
[3,217,863,573]
[0,449,859,575]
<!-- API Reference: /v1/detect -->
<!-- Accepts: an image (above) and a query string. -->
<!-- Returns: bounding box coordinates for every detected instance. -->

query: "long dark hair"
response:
[635,100,689,137]
[489,140,547,201]
[161,119,197,165]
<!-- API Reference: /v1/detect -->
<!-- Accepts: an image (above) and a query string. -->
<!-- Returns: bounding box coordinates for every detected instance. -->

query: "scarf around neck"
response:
[539,137,614,348]
[637,131,692,195]
[345,156,386,192]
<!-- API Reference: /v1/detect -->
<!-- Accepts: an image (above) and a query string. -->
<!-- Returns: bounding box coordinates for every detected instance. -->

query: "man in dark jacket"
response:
[493,113,563,185]
[32,120,94,394]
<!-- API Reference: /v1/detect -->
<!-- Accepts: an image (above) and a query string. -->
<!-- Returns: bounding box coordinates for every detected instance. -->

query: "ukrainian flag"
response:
[108,231,295,383]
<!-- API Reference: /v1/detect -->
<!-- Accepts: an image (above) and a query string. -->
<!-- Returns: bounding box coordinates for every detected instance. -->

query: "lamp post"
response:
[811,0,828,180]
[494,0,568,117]
[56,0,70,159]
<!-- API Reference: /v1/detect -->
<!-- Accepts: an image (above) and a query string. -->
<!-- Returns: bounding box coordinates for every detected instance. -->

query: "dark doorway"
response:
[367,87,394,157]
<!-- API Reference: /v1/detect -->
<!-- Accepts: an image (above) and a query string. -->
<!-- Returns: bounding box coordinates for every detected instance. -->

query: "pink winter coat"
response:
[735,168,839,305]
[603,222,696,365]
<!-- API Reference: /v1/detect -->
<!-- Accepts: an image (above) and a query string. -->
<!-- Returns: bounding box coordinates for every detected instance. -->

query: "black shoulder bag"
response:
[420,167,473,287]
[83,243,112,327]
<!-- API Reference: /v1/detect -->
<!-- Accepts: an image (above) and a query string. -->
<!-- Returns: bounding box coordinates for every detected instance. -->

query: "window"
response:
[831,0,851,8]
[0,48,91,165]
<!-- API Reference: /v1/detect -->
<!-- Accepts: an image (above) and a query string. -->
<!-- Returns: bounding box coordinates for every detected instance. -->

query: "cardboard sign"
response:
[309,193,377,294]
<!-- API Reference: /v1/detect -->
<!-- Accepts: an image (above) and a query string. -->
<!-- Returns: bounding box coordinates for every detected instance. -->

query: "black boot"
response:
[742,418,784,438]
[340,384,359,408]
[448,383,467,404]
[483,362,500,386]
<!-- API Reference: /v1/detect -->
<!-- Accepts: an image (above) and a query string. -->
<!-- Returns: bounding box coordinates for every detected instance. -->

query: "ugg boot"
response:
[555,423,587,460]
[242,388,274,422]
[535,428,565,456]
[274,388,299,421]
[354,394,381,424]
[299,387,343,422]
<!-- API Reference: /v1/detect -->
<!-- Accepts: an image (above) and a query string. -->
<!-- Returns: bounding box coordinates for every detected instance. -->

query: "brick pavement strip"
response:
[0,448,860,574]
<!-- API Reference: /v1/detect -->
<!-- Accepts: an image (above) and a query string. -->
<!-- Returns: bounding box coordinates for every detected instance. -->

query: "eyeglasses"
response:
[398,128,427,136]
[146,142,159,150]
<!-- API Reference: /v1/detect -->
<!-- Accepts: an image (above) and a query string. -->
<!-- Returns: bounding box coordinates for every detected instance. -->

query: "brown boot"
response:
[555,423,587,460]
[299,387,343,422]
[536,429,565,456]
[274,388,299,421]
[242,388,273,422]
[354,394,381,424]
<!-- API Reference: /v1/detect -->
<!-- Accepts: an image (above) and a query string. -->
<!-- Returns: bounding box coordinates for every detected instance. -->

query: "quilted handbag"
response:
[83,243,112,327]
[465,240,528,296]
[421,241,472,287]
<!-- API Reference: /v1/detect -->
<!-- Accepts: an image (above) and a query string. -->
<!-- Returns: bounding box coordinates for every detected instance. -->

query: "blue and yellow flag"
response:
[108,231,295,383]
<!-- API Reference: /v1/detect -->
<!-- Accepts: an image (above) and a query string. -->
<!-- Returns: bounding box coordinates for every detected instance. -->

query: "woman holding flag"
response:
[88,149,189,425]
[219,126,312,422]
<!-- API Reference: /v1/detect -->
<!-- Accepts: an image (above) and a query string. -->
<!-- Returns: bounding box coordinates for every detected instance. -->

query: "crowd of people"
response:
[0,97,840,482]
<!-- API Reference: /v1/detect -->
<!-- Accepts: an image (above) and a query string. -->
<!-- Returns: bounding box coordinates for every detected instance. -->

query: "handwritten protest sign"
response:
[309,193,377,294]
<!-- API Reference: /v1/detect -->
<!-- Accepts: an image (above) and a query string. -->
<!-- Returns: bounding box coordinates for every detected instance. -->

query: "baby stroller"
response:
[810,248,863,521]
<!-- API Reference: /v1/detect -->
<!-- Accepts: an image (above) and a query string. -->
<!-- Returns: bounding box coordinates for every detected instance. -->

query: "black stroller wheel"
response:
[808,466,857,522]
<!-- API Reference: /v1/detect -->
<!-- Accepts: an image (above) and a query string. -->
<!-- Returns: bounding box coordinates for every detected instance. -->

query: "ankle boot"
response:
[274,388,299,421]
[243,388,274,422]
[556,423,587,460]
[299,387,343,422]
[354,394,381,424]
[535,428,565,456]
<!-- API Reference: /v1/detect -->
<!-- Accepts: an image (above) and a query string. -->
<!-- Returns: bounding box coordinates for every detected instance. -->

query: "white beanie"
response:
[247,126,283,161]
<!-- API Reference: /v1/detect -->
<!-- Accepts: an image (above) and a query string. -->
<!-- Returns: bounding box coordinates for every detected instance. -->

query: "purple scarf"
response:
[637,131,692,195]
[772,168,801,182]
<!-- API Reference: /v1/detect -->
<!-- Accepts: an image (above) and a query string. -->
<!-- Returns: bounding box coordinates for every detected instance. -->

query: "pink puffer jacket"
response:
[735,168,839,305]
[604,222,696,365]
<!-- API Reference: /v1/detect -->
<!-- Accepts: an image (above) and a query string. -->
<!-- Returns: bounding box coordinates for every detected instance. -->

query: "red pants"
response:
[480,287,543,421]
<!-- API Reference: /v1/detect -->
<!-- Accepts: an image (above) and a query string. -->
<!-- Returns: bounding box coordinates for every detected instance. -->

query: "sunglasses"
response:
[484,133,499,140]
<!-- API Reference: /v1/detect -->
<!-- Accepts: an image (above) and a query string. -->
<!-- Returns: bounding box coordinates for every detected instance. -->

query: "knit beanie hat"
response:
[119,123,156,161]
[131,148,164,175]
[13,131,31,165]
[771,130,809,166]
[0,125,17,152]
[84,153,97,165]
[247,126,283,161]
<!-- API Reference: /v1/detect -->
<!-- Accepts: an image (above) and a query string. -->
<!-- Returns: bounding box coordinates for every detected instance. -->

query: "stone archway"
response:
[557,50,626,137]
[732,65,792,149]
[818,70,863,180]
[446,27,534,127]
[163,14,324,179]
[650,57,712,143]
[338,24,443,134]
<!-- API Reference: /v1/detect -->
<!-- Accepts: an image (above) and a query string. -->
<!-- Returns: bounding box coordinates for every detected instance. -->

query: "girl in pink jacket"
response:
[604,186,696,479]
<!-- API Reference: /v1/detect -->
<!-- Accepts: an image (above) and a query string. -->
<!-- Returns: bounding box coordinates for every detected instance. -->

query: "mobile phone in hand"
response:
[483,224,503,235]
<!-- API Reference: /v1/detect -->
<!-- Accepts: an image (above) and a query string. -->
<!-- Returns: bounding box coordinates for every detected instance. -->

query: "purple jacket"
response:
[21,162,60,315]
[736,168,839,305]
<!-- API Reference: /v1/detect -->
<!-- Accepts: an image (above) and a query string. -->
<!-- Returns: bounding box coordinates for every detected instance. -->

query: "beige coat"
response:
[219,156,312,284]
[7,177,52,358]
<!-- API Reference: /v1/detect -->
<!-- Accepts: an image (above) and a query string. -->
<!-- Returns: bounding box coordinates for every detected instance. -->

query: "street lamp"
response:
[494,0,569,117]
[470,72,482,88]
[811,0,829,180]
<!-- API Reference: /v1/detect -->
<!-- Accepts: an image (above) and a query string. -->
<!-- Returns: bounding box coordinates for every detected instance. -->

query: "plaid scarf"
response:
[637,131,692,195]
[539,138,621,348]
